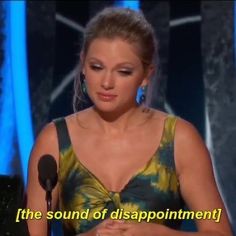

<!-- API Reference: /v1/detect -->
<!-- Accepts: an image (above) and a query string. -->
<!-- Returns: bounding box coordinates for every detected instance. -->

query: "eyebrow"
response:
[87,57,136,67]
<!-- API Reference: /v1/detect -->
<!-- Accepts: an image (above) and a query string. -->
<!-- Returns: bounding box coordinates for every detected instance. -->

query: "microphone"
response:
[38,154,58,192]
[38,154,58,236]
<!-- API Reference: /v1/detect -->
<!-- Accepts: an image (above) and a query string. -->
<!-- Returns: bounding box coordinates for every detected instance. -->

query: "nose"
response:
[101,71,115,89]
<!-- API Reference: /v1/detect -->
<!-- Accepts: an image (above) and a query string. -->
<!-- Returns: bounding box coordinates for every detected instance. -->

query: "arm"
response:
[159,118,233,236]
[26,122,59,236]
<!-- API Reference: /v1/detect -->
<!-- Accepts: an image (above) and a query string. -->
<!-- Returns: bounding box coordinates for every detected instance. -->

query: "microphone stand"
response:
[38,155,58,236]
[46,179,52,236]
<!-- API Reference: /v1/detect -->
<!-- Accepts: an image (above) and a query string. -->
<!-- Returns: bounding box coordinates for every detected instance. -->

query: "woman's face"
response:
[82,38,152,112]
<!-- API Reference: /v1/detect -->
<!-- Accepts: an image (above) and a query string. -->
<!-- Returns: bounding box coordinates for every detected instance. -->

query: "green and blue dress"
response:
[54,115,184,235]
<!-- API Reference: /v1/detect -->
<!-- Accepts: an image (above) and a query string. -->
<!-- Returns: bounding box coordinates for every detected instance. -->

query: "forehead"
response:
[85,38,141,65]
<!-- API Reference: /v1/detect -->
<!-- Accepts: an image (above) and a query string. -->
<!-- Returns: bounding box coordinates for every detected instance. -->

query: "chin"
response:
[94,103,117,113]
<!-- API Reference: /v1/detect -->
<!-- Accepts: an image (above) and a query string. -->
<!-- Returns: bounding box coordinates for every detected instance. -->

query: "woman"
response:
[27,7,233,236]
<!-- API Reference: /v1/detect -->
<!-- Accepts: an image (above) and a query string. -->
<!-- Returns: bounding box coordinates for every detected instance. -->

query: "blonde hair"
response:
[73,7,158,111]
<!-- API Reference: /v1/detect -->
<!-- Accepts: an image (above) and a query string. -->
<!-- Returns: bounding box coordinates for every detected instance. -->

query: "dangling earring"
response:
[79,72,93,108]
[80,73,87,95]
[139,86,146,104]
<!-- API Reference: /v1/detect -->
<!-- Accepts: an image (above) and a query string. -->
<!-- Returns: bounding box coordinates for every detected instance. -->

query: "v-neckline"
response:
[68,116,169,194]
[73,144,162,194]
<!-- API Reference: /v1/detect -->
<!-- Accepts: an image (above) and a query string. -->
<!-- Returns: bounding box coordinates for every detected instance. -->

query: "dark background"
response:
[0,1,235,235]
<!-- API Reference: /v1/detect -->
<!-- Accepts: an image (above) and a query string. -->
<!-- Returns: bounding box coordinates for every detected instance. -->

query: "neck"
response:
[92,102,145,135]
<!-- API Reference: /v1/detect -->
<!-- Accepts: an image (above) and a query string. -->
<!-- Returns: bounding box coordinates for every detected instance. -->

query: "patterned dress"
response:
[54,115,184,235]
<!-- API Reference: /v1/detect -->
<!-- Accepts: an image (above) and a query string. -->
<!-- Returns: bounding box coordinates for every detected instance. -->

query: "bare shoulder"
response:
[37,121,58,142]
[147,109,200,139]
[174,117,207,156]
[174,117,210,176]
[146,109,196,134]
[175,117,202,141]
[29,121,59,164]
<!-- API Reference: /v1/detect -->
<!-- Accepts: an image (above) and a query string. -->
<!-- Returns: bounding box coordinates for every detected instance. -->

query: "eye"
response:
[90,64,103,71]
[118,69,133,76]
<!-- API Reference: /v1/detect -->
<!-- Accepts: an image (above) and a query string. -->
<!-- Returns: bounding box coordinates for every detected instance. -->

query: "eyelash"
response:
[89,65,133,76]
[118,70,132,76]
[90,65,102,71]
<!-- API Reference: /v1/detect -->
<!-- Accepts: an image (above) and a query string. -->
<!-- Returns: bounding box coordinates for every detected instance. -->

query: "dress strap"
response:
[159,115,178,169]
[161,115,177,146]
[53,117,72,153]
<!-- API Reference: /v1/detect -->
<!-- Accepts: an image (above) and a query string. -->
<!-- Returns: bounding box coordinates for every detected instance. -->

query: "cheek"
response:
[122,75,143,90]
[118,81,141,99]
[84,71,99,89]
[122,82,138,92]
[85,80,98,96]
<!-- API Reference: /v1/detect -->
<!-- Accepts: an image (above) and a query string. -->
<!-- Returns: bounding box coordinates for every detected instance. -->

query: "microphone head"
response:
[38,154,58,192]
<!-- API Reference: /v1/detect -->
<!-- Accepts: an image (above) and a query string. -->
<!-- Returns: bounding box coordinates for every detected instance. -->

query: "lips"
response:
[97,92,117,101]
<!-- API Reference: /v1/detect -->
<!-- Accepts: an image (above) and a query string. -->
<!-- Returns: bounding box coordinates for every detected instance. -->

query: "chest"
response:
[70,128,162,191]
[76,128,160,165]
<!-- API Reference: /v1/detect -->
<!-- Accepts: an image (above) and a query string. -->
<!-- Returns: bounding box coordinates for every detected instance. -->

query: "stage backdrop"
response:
[0,1,235,235]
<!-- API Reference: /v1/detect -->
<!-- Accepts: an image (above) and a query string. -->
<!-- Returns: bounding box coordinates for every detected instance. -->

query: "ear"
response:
[140,78,149,87]
[140,64,155,87]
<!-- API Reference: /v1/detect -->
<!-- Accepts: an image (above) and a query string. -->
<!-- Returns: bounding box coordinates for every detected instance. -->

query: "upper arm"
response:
[26,122,59,236]
[174,119,232,235]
